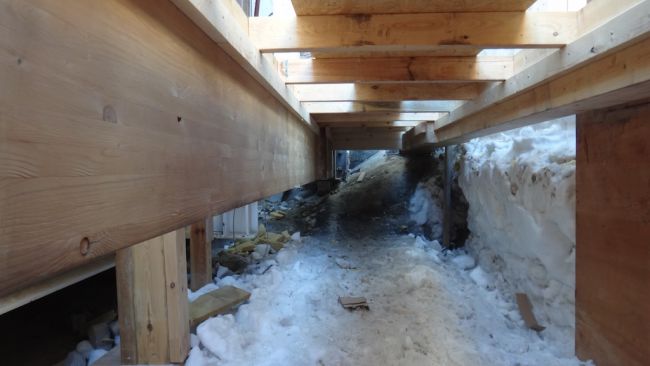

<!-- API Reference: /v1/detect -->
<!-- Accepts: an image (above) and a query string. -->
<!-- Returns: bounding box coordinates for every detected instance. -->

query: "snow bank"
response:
[408,180,444,238]
[458,116,577,355]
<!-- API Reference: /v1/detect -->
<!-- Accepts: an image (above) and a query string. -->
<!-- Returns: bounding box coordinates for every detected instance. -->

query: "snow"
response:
[187,234,587,366]
[458,116,577,356]
[408,182,443,236]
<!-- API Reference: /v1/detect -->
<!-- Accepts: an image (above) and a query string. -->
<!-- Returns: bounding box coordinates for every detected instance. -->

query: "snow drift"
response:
[458,116,577,355]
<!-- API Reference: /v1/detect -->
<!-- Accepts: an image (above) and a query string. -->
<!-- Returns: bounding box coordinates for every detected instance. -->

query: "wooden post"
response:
[190,218,214,291]
[116,230,190,364]
[442,145,454,247]
[576,103,650,366]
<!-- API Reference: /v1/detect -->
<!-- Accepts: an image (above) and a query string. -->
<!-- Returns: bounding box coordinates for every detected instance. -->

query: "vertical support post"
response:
[190,217,214,291]
[116,230,190,364]
[576,105,650,366]
[442,145,454,248]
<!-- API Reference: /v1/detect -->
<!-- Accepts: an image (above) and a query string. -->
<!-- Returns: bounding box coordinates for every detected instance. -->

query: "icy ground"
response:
[187,152,588,366]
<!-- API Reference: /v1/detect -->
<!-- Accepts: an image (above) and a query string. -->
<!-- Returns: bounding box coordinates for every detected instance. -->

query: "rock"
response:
[75,340,93,359]
[218,252,248,274]
[62,351,85,366]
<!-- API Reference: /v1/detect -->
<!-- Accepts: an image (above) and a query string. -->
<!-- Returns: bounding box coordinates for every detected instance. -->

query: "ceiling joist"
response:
[282,57,513,84]
[290,0,537,15]
[291,83,483,102]
[314,112,446,123]
[250,12,577,53]
[303,101,461,114]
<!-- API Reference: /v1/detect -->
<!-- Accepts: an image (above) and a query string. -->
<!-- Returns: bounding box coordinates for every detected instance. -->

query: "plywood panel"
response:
[0,0,318,296]
[291,0,536,15]
[576,103,650,366]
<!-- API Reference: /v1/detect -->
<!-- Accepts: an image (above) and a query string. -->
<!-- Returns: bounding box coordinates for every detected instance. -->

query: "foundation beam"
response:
[116,230,190,364]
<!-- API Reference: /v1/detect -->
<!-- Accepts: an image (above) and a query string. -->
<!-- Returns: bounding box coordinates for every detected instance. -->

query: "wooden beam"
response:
[576,103,650,366]
[401,0,650,148]
[304,101,461,114]
[189,218,214,291]
[291,83,483,102]
[0,256,115,315]
[314,112,446,123]
[169,0,317,131]
[318,121,422,128]
[290,0,537,15]
[311,47,482,59]
[250,12,577,53]
[116,229,190,364]
[330,128,403,150]
[0,0,318,297]
[282,57,514,83]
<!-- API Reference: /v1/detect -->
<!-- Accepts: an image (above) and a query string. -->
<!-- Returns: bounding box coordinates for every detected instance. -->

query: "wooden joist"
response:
[291,83,483,102]
[282,57,514,84]
[403,0,650,148]
[330,127,404,150]
[250,12,577,53]
[290,0,537,15]
[317,121,422,128]
[304,101,461,114]
[170,0,317,131]
[314,112,446,123]
[0,0,318,297]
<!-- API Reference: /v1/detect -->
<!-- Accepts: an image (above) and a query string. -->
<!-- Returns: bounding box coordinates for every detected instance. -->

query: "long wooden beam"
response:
[304,101,461,114]
[317,121,422,128]
[0,0,318,296]
[282,57,514,84]
[290,0,536,15]
[330,128,403,150]
[291,83,483,102]
[314,112,446,123]
[403,0,650,149]
[250,12,577,53]
[170,0,317,132]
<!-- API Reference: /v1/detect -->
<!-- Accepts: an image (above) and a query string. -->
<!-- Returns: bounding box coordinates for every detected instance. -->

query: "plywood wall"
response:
[0,0,318,296]
[576,103,650,366]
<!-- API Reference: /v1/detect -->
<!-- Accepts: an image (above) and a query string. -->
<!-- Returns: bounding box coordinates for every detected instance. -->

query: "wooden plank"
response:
[0,0,318,297]
[189,286,251,328]
[304,101,461,114]
[291,83,482,102]
[250,12,577,52]
[330,128,403,150]
[432,35,650,145]
[423,0,650,146]
[189,218,214,291]
[314,112,445,123]
[282,57,514,83]
[576,103,650,366]
[310,47,482,59]
[116,230,190,364]
[290,0,537,15]
[318,121,421,128]
[169,0,317,131]
[0,256,115,315]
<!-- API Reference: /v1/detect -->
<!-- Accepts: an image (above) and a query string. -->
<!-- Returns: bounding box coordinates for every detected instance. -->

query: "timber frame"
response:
[1,0,649,364]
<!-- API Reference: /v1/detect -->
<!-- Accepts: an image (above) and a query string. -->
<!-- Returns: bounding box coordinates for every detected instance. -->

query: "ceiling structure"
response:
[240,0,648,150]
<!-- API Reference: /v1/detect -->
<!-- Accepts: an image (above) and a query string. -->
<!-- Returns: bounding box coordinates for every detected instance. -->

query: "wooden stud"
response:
[116,230,190,364]
[189,218,214,291]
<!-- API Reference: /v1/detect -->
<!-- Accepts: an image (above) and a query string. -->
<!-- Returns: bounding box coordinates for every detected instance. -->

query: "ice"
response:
[452,254,476,270]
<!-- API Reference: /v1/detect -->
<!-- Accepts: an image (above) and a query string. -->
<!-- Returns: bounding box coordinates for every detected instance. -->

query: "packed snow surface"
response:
[187,234,587,366]
[459,117,577,355]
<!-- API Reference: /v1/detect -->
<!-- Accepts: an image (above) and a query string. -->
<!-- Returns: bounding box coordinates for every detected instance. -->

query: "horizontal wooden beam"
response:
[318,121,421,128]
[330,128,403,150]
[282,57,513,84]
[170,0,317,132]
[304,101,461,114]
[314,112,446,123]
[290,0,536,15]
[423,0,650,146]
[291,83,483,102]
[250,12,577,53]
[0,0,318,296]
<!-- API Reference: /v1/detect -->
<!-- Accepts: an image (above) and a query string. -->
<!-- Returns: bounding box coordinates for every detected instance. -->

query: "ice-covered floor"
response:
[187,233,588,366]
